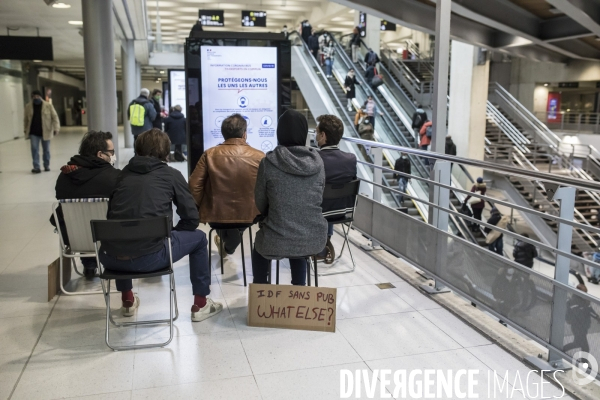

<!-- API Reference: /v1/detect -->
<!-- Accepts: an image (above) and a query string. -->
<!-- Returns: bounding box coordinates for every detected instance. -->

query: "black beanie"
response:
[277,109,308,147]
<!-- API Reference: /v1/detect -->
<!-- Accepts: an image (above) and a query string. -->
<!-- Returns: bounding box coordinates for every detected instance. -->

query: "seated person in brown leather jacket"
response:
[189,114,265,257]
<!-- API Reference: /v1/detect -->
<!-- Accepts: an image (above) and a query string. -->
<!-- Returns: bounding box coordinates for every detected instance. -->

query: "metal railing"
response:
[344,136,600,379]
[535,111,600,134]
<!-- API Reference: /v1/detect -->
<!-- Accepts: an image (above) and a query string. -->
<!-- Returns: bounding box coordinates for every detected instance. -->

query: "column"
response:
[135,62,141,94]
[82,0,119,160]
[121,40,136,148]
[448,40,489,179]
[363,14,381,54]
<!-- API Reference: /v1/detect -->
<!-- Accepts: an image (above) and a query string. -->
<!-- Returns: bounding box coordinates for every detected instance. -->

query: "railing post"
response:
[362,146,383,252]
[528,187,575,371]
[422,160,451,294]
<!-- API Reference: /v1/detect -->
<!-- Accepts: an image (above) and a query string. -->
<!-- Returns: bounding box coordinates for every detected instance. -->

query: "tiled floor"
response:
[0,128,571,399]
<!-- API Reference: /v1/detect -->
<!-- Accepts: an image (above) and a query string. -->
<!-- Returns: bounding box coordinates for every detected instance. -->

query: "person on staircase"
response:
[350,27,361,63]
[464,177,486,232]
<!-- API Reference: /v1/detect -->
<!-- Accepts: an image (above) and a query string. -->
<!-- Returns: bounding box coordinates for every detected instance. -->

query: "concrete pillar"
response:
[82,0,119,161]
[364,14,381,54]
[448,40,489,178]
[431,0,451,154]
[121,40,136,148]
[135,62,141,94]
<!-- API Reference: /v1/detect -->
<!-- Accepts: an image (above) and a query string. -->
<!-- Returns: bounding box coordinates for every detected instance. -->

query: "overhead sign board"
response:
[199,10,224,27]
[242,10,267,27]
[381,20,397,31]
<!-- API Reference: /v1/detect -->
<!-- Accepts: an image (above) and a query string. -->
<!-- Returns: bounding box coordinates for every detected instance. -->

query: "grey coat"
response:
[254,145,328,259]
[127,95,157,137]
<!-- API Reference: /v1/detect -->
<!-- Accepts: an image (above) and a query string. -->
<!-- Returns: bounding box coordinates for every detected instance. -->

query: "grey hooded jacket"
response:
[254,145,328,259]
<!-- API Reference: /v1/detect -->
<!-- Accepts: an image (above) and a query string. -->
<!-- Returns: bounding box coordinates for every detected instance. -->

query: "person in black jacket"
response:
[99,129,223,322]
[164,105,186,161]
[52,131,120,278]
[364,48,380,67]
[344,69,359,111]
[351,27,361,63]
[316,115,357,263]
[411,106,427,132]
[308,30,320,60]
[485,207,504,255]
[150,89,163,129]
[513,233,538,268]
[394,153,411,204]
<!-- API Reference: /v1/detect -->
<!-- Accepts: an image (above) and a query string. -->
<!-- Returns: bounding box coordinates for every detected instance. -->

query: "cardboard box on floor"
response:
[48,256,72,301]
[247,283,337,332]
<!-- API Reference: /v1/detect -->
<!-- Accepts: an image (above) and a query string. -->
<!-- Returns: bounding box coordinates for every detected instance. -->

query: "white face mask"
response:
[109,154,116,166]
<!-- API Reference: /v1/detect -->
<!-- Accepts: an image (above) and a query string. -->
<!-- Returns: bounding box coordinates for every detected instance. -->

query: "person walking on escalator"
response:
[300,20,312,44]
[364,64,377,86]
[464,177,486,232]
[344,69,359,111]
[419,120,432,165]
[364,48,380,67]
[308,30,320,60]
[394,153,411,204]
[351,27,361,63]
[485,207,509,255]
[411,105,427,132]
[322,35,335,78]
[363,96,383,129]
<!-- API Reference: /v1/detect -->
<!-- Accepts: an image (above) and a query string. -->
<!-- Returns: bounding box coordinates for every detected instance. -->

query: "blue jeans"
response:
[325,58,334,76]
[398,177,408,203]
[30,135,50,169]
[252,248,307,286]
[488,236,504,256]
[99,230,211,296]
[328,223,334,237]
[420,144,429,165]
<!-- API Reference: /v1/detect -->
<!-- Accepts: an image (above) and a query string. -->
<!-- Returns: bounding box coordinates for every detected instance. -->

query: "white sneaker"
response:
[191,298,223,322]
[214,235,226,259]
[121,295,140,317]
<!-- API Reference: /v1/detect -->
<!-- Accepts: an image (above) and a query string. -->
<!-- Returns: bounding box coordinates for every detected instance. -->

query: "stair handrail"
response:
[486,102,531,154]
[404,39,435,76]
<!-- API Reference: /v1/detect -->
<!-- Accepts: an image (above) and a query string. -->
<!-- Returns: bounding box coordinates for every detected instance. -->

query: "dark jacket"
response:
[344,74,359,99]
[351,33,361,46]
[52,155,120,246]
[484,211,502,234]
[151,98,162,129]
[127,95,157,136]
[364,50,380,66]
[301,22,312,43]
[465,183,486,209]
[319,145,357,219]
[445,137,457,156]
[254,146,328,258]
[513,240,538,268]
[394,156,411,179]
[164,110,186,145]
[411,108,427,130]
[102,156,199,257]
[308,35,319,51]
[365,66,376,83]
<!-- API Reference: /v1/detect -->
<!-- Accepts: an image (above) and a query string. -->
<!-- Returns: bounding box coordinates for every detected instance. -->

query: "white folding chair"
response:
[52,198,108,295]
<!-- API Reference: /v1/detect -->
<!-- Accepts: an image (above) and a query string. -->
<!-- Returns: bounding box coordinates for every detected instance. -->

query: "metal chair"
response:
[208,223,253,286]
[90,217,179,351]
[315,180,361,276]
[269,256,319,287]
[52,198,109,295]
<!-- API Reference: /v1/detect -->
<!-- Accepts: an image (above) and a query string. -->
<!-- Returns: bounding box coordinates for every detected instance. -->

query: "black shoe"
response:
[44,167,50,172]
[84,268,97,279]
[31,168,41,174]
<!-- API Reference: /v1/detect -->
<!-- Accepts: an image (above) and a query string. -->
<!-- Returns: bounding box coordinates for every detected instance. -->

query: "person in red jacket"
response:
[419,120,432,165]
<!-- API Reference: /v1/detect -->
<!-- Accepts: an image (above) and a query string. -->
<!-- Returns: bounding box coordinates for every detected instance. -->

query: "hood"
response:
[475,182,487,190]
[135,95,149,104]
[60,155,113,185]
[126,156,166,174]
[277,109,308,146]
[169,110,184,119]
[445,136,453,143]
[265,146,322,177]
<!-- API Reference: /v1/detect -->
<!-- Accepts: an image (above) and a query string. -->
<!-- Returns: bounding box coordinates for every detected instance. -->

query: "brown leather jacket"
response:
[189,138,265,223]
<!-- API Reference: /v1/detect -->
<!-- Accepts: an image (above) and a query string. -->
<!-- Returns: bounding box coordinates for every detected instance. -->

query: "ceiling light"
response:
[68,21,83,25]
[159,70,165,74]
[544,83,549,87]
[157,78,162,81]
[33,60,42,63]
[52,2,71,8]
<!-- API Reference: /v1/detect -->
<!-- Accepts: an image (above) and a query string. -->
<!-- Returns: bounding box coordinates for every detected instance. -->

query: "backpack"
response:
[426,125,433,138]
[371,75,384,88]
[129,101,146,127]
[367,51,377,65]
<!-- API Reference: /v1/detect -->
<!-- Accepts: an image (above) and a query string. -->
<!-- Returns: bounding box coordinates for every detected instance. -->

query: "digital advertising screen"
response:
[381,20,397,31]
[168,69,187,117]
[199,10,224,27]
[359,12,367,37]
[242,10,267,27]
[200,45,278,153]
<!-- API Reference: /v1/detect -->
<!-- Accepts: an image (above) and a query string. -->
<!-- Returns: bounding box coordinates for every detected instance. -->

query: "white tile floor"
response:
[0,128,572,399]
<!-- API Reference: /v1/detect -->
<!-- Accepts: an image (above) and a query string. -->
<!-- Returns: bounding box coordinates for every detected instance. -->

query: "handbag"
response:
[371,75,384,88]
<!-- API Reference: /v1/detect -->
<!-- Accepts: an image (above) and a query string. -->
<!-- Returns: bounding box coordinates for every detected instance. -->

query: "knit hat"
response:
[476,177,483,183]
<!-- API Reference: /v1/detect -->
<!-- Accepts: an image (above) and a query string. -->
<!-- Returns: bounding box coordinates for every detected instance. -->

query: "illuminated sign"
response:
[381,20,396,31]
[242,10,267,27]
[199,10,224,27]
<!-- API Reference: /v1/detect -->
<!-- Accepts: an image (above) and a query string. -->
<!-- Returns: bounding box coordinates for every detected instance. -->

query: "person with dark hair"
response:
[315,114,357,263]
[564,283,597,354]
[127,88,157,142]
[51,131,119,277]
[513,233,538,268]
[252,109,328,285]
[344,69,359,111]
[411,105,427,132]
[308,29,320,60]
[485,207,508,255]
[394,153,411,204]
[150,89,163,129]
[351,27,361,63]
[99,128,222,322]
[189,114,264,258]
[24,89,60,173]
[281,24,289,39]
[464,177,487,232]
[300,20,312,43]
[164,104,186,162]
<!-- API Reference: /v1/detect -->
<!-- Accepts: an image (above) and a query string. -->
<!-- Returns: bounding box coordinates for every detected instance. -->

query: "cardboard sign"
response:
[247,284,337,333]
[48,256,72,301]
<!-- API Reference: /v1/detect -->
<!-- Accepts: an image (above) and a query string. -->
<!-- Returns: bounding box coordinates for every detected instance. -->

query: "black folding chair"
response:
[268,256,319,287]
[90,217,178,351]
[316,180,360,276]
[208,223,253,286]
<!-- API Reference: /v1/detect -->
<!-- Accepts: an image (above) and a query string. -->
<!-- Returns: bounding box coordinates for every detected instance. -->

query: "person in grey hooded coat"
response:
[252,109,328,286]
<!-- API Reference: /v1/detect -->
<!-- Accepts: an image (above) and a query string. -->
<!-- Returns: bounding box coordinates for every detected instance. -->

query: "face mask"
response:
[154,96,161,100]
[109,154,116,166]
[33,98,42,105]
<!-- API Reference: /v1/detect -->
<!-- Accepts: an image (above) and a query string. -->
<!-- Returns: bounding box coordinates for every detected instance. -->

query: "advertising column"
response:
[200,45,278,153]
